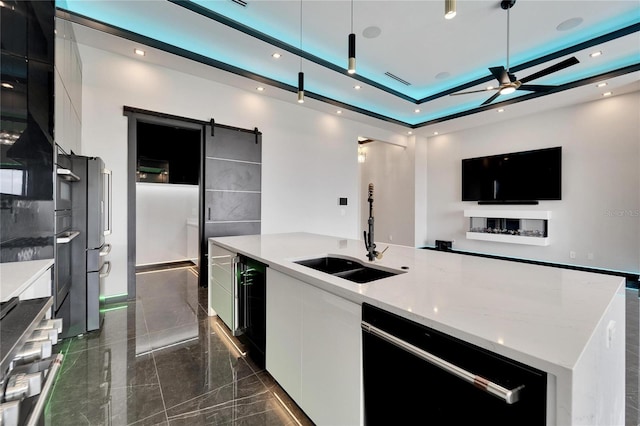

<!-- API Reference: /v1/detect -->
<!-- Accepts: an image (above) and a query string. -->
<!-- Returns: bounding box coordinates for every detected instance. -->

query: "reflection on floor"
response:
[45,266,313,425]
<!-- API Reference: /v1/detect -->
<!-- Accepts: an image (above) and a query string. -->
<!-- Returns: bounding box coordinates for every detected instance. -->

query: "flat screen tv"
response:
[462,147,561,203]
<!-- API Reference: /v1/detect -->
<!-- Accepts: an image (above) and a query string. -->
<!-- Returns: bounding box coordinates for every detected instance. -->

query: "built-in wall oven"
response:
[53,210,77,311]
[361,303,547,425]
[53,145,80,313]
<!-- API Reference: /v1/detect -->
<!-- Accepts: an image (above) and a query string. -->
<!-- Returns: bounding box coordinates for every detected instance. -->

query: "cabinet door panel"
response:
[265,268,302,402]
[211,281,232,328]
[301,285,362,426]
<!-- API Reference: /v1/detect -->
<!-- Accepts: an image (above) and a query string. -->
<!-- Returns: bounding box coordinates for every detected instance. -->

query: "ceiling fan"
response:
[451,0,580,106]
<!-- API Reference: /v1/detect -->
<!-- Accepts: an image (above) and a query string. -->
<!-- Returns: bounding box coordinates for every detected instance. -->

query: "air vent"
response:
[230,0,248,7]
[384,72,411,86]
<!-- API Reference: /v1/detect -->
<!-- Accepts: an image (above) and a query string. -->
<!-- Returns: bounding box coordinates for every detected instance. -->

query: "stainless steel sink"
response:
[294,256,402,283]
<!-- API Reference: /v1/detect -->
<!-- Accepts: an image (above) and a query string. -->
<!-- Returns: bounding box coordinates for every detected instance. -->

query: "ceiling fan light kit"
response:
[451,0,580,106]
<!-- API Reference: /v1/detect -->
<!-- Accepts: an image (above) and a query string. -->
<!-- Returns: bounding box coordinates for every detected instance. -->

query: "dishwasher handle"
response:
[361,321,525,404]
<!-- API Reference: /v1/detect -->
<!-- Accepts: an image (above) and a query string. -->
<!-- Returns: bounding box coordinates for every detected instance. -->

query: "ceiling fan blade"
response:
[519,56,580,84]
[518,84,554,92]
[481,91,502,106]
[489,66,510,85]
[450,87,499,96]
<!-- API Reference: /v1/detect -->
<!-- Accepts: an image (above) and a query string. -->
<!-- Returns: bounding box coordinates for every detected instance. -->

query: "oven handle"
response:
[99,261,112,278]
[361,321,524,404]
[56,168,80,182]
[56,231,80,244]
[25,354,64,426]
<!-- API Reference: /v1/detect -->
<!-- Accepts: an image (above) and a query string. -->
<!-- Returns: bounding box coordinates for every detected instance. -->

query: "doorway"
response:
[125,108,206,299]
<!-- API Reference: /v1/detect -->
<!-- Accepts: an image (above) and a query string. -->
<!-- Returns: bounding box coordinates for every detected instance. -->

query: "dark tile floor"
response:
[44,267,639,425]
[45,267,313,425]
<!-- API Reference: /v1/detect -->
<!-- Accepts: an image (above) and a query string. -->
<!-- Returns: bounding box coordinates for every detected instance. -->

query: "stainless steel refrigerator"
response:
[58,155,112,337]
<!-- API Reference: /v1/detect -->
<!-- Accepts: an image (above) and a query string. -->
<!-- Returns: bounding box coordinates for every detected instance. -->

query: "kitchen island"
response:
[209,232,625,425]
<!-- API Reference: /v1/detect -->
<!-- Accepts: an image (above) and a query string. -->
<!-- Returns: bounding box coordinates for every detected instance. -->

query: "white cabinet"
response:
[265,268,302,401]
[266,268,362,425]
[208,241,236,330]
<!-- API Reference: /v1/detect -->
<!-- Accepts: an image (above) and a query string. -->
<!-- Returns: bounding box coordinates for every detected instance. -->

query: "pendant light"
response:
[445,0,456,19]
[297,0,304,103]
[347,0,356,74]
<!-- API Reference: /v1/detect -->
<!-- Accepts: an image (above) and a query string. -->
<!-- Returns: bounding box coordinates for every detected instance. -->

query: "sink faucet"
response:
[364,183,378,261]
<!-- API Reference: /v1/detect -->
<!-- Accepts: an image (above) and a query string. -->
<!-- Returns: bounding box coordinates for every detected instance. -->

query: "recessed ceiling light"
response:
[354,85,361,90]
[1,82,14,89]
[433,131,439,135]
[556,17,583,31]
[256,86,265,91]
[336,110,342,114]
[497,108,505,113]
[589,51,602,58]
[414,109,421,113]
[596,82,607,88]
[486,85,494,90]
[134,48,146,56]
[603,92,612,97]
[407,131,413,135]
[272,52,281,59]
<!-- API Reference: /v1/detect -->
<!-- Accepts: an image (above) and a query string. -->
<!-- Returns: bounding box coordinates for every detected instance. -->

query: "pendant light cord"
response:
[351,0,353,33]
[299,0,303,72]
[506,6,510,72]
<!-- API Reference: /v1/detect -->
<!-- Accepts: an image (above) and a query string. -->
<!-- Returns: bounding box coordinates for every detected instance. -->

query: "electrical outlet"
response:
[570,251,576,259]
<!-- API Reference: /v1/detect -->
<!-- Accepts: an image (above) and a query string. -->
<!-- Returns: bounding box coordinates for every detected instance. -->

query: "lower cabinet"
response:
[266,268,362,425]
[208,241,236,328]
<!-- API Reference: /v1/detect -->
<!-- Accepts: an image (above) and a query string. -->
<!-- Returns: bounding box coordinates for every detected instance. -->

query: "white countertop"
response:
[0,259,54,302]
[210,232,625,375]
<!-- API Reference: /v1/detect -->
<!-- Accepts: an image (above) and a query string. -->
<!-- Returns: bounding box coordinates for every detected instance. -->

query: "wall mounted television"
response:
[462,146,562,204]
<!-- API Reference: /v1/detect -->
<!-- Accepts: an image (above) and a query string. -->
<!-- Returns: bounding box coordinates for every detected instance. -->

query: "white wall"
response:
[136,183,198,265]
[359,139,412,247]
[78,44,406,297]
[427,91,640,274]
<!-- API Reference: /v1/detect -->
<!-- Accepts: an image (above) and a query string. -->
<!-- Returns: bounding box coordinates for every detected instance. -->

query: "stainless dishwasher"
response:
[361,303,547,425]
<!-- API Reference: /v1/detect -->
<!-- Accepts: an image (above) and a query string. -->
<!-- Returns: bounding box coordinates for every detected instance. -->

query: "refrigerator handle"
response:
[99,261,112,278]
[99,244,112,257]
[102,168,113,236]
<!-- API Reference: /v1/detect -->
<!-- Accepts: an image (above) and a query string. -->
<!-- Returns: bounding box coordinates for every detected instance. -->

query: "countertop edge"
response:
[0,259,55,303]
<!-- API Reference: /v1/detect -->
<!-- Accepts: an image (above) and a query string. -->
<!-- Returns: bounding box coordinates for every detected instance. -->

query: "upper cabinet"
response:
[0,0,55,202]
[54,18,82,154]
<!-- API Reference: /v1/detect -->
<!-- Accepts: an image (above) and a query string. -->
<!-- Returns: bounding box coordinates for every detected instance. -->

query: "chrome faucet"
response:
[363,183,378,261]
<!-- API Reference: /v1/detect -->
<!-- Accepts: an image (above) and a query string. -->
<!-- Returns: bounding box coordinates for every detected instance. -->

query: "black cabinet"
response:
[0,0,55,262]
[362,303,547,425]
